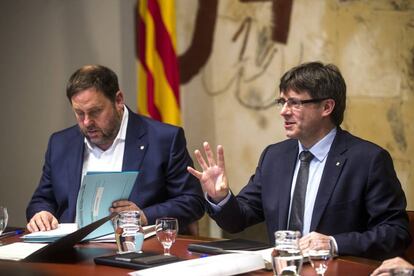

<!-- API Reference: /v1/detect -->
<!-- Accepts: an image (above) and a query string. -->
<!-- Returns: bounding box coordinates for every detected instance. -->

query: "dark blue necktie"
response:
[288,151,314,233]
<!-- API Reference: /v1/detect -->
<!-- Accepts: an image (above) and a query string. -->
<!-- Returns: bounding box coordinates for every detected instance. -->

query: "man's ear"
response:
[322,98,335,117]
[115,91,125,108]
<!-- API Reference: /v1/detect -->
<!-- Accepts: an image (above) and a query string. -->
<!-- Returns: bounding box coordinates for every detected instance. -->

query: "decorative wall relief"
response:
[189,0,294,111]
[179,0,293,111]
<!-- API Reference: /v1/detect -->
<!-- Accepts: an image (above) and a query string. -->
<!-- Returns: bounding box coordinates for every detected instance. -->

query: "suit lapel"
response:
[122,109,148,172]
[277,141,299,229]
[310,130,348,231]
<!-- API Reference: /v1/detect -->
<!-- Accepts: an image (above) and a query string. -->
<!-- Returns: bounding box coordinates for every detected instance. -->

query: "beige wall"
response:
[0,0,137,226]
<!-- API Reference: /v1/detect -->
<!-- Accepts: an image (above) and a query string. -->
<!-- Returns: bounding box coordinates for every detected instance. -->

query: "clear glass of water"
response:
[390,268,414,276]
[155,217,178,255]
[0,206,8,235]
[308,239,333,276]
[271,230,303,276]
[114,210,144,254]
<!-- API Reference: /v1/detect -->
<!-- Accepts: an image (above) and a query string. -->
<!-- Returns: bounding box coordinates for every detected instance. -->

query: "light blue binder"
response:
[76,171,139,240]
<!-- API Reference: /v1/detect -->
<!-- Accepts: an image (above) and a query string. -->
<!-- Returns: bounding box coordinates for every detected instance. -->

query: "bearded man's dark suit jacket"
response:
[26,108,205,230]
[210,128,410,260]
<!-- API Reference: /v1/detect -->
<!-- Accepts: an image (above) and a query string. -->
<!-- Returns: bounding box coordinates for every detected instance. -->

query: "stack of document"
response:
[0,242,48,261]
[21,223,156,243]
[21,223,78,243]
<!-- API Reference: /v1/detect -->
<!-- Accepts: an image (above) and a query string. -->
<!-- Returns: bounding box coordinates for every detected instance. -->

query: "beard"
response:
[80,109,123,149]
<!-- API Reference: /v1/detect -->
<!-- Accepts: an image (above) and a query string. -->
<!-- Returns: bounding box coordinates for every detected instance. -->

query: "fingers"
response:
[111,200,130,208]
[217,145,226,170]
[27,220,38,233]
[300,232,331,253]
[192,142,224,171]
[194,149,209,171]
[110,200,139,213]
[187,166,203,179]
[309,238,331,250]
[27,211,58,232]
[40,214,53,231]
[51,216,59,229]
[140,211,148,226]
[371,257,414,276]
[203,142,216,167]
[110,201,147,225]
[387,257,414,268]
[370,267,391,276]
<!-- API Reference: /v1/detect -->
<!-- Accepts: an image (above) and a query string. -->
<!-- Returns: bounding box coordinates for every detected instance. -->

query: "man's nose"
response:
[83,115,94,127]
[279,103,290,116]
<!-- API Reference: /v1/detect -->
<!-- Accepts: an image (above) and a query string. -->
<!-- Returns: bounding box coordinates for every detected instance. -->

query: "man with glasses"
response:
[188,61,410,260]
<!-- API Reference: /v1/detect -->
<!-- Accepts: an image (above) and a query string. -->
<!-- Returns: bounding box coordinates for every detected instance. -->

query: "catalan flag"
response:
[137,0,181,126]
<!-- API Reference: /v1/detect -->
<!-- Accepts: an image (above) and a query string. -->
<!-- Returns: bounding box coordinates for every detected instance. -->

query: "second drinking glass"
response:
[155,217,178,255]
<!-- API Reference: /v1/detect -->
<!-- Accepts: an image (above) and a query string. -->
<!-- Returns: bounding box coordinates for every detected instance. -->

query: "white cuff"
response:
[329,236,339,256]
[205,191,231,213]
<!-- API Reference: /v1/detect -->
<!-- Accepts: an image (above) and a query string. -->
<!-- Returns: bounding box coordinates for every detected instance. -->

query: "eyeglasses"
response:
[275,97,330,110]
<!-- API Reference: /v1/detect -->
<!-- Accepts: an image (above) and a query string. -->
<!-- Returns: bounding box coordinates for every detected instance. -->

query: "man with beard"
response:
[26,65,204,233]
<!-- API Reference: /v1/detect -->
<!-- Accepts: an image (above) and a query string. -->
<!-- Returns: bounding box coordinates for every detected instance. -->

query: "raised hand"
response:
[187,142,229,203]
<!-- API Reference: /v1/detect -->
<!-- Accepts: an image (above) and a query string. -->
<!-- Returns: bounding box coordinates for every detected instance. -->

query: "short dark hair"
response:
[279,61,346,126]
[66,65,119,103]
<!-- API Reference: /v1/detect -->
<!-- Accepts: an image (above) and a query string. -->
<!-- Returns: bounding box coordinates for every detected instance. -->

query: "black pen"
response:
[0,229,24,239]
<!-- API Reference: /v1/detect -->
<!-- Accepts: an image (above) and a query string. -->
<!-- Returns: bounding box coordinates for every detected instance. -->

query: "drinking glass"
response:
[271,230,303,276]
[113,210,144,254]
[308,239,333,276]
[155,217,178,255]
[0,206,8,235]
[390,268,414,276]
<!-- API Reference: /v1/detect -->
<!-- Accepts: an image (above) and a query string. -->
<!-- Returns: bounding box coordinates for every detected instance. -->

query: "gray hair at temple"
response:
[66,65,120,103]
[279,61,347,126]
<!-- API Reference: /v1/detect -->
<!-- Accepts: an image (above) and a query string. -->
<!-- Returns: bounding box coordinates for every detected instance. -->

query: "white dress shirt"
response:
[81,106,129,182]
[288,127,337,235]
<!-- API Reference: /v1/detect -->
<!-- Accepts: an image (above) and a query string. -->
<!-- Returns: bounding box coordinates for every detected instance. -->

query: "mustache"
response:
[86,126,99,131]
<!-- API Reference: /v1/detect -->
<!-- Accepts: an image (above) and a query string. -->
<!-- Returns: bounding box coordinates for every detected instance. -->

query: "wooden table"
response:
[0,235,380,275]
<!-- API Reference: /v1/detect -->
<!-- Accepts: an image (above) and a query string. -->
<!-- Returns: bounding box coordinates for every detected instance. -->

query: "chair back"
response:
[404,210,414,262]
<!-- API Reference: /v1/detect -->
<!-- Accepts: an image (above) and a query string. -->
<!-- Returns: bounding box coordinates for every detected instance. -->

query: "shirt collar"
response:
[84,105,129,154]
[298,127,337,162]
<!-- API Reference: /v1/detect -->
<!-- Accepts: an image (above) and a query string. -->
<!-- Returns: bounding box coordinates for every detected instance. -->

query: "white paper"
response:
[21,223,78,242]
[227,248,274,270]
[129,253,265,276]
[0,242,47,261]
[21,223,155,243]
[227,247,273,263]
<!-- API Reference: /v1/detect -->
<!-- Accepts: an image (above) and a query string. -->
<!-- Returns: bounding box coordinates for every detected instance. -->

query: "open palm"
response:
[187,142,229,202]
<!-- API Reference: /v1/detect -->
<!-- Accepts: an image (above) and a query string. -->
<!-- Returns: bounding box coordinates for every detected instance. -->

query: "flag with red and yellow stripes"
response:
[137,0,181,126]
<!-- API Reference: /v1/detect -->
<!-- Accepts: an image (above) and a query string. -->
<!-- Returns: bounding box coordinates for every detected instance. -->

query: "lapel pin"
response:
[140,145,145,150]
[336,162,340,166]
